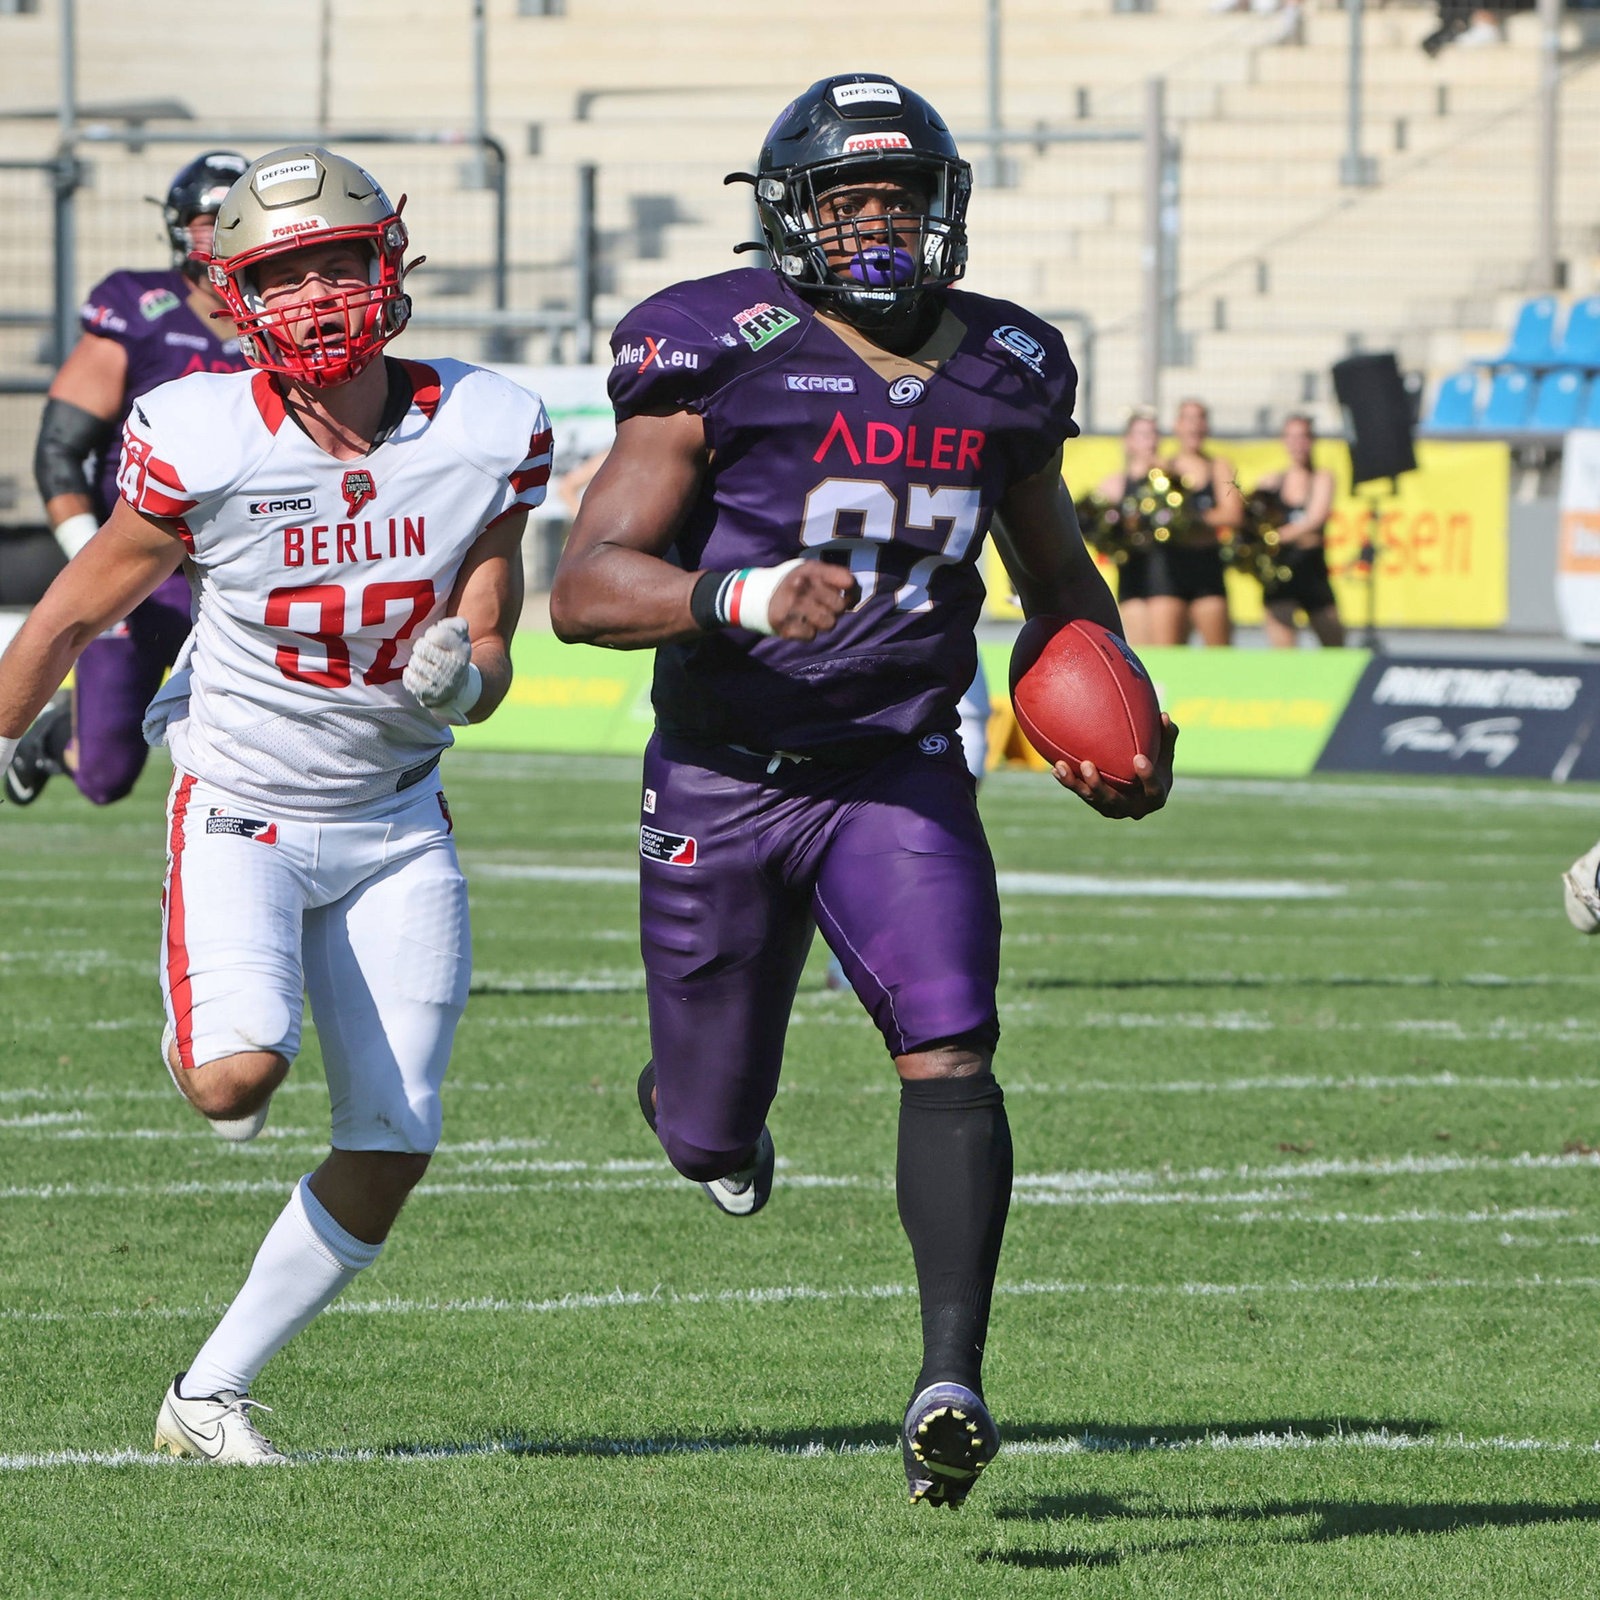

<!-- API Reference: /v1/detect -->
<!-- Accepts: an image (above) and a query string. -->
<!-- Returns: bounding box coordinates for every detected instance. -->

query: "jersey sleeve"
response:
[116,377,245,545]
[1016,321,1080,480]
[607,294,732,422]
[440,364,554,526]
[77,271,138,344]
[117,396,202,540]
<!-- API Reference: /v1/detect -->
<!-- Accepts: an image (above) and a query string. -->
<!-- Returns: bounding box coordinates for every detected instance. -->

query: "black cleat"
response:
[4,691,70,806]
[902,1382,1000,1508]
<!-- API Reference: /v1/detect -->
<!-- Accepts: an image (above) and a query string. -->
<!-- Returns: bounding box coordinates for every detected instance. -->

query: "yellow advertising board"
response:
[982,437,1510,629]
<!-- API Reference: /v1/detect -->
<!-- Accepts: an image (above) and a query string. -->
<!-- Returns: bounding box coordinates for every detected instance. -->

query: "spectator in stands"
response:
[1423,0,1530,54]
[1094,407,1163,647]
[1156,398,1241,647]
[1253,414,1344,648]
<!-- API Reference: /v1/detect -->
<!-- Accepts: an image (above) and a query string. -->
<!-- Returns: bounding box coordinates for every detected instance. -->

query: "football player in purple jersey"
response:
[5,151,249,807]
[551,73,1176,1507]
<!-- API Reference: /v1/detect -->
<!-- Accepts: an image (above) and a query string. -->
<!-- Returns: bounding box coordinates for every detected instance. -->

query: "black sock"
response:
[896,1072,1012,1398]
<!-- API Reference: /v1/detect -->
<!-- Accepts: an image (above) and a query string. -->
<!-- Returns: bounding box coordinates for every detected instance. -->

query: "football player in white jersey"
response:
[0,147,552,1462]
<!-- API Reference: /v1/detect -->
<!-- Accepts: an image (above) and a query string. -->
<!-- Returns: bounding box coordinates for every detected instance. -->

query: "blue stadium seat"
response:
[1427,368,1479,429]
[1556,296,1600,370]
[1531,368,1588,431]
[1480,368,1534,430]
[1582,380,1600,429]
[1482,295,1559,368]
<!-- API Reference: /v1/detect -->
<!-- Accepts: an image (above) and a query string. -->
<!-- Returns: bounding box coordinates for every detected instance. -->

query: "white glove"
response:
[403,616,482,725]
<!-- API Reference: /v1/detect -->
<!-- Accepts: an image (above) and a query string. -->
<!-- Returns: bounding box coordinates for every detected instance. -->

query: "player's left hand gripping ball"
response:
[403,616,483,725]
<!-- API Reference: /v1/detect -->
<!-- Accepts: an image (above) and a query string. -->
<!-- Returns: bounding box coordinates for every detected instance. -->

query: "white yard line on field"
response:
[4,1425,1600,1471]
[470,860,1347,901]
[2,1149,1596,1204]
[9,1270,1600,1334]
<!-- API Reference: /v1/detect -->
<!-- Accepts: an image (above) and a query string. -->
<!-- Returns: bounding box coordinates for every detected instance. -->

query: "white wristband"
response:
[53,512,99,560]
[0,735,19,792]
[721,558,806,635]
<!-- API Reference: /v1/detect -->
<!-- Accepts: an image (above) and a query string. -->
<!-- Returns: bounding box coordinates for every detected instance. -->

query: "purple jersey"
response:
[608,268,1077,760]
[78,269,245,518]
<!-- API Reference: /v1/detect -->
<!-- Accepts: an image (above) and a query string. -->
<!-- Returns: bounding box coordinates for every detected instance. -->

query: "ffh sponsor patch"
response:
[205,811,278,845]
[640,825,697,866]
[734,303,800,352]
[139,289,180,322]
[341,469,377,517]
[785,373,856,393]
[248,494,316,518]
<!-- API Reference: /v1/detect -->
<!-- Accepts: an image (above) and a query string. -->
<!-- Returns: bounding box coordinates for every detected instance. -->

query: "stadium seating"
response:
[1582,380,1600,430]
[1480,368,1535,431]
[1555,296,1600,370]
[1530,368,1590,431]
[1427,369,1480,430]
[1480,295,1560,370]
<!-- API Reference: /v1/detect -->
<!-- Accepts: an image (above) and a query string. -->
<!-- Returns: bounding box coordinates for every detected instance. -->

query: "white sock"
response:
[181,1175,382,1398]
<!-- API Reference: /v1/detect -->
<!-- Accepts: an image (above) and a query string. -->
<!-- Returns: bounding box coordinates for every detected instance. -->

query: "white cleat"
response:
[154,1376,288,1464]
[1562,840,1600,934]
[162,1024,269,1142]
[701,1125,775,1217]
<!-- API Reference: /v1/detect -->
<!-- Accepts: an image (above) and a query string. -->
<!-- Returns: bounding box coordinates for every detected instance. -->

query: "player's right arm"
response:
[549,408,854,649]
[0,499,185,740]
[33,332,129,557]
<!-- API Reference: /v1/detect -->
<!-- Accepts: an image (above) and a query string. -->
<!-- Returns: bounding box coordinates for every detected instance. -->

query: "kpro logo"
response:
[248,495,315,518]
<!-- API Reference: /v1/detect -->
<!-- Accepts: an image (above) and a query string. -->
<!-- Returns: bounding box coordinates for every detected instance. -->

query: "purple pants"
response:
[69,571,191,805]
[639,733,1002,1180]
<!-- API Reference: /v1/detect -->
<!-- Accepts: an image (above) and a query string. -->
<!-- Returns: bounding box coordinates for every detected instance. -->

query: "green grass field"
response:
[5,750,1600,1597]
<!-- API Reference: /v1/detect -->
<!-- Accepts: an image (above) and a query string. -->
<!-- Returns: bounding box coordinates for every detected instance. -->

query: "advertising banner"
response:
[1315,655,1600,781]
[459,634,1374,779]
[984,436,1510,629]
[1557,429,1600,643]
[975,642,1369,778]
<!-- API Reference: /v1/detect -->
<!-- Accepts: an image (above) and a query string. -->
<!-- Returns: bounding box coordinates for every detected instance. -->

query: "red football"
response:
[1008,617,1162,792]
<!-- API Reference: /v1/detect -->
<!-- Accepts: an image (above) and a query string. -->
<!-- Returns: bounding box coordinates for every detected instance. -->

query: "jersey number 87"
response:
[800,478,981,613]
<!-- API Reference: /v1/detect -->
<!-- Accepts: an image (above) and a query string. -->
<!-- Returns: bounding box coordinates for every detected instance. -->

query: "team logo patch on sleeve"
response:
[341,469,377,516]
[205,811,278,845]
[640,825,697,866]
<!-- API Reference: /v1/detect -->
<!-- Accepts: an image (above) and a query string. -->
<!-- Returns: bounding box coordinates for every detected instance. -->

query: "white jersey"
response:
[119,359,550,814]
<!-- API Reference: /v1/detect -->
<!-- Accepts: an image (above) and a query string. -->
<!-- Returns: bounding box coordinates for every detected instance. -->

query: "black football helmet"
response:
[728,74,971,335]
[154,150,250,277]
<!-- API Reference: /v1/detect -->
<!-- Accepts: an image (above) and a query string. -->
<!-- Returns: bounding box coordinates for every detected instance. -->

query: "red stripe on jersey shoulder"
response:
[400,360,442,420]
[510,462,551,495]
[251,370,289,434]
